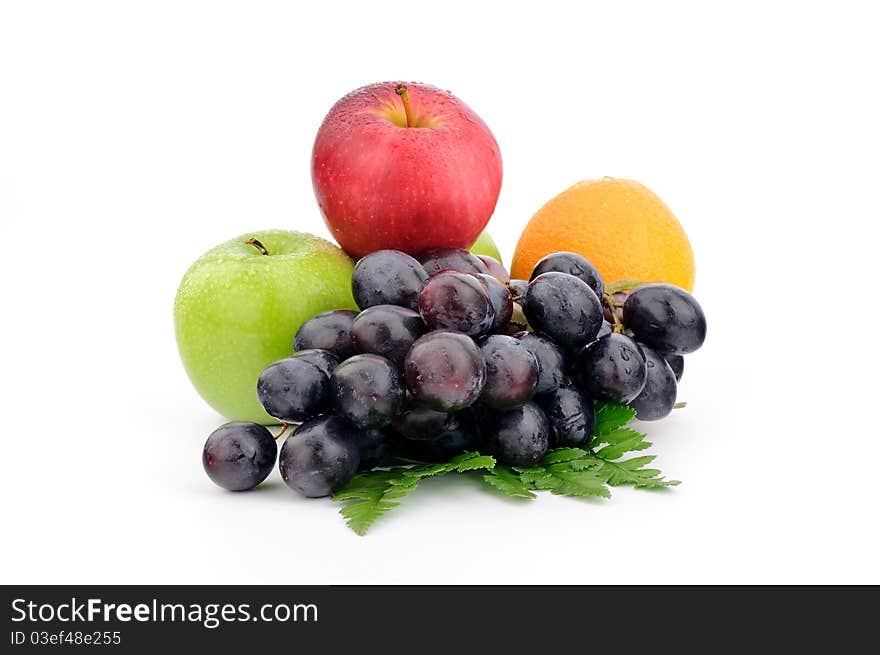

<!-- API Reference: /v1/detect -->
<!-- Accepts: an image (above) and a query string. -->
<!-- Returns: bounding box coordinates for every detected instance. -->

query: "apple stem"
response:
[395,83,414,128]
[245,237,269,256]
[274,422,291,440]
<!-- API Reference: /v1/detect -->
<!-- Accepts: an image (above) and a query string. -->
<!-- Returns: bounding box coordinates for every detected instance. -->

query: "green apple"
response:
[174,229,357,424]
[469,229,503,264]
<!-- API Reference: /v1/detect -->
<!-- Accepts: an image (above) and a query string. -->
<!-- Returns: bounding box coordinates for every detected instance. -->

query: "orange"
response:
[511,178,695,292]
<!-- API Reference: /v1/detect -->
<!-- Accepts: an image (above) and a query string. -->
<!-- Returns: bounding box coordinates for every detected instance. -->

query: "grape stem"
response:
[601,292,626,334]
[274,422,291,440]
[395,83,414,128]
[601,279,647,334]
[506,282,524,303]
[245,237,269,256]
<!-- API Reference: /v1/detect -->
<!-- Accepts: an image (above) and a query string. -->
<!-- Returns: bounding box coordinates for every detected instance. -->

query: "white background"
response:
[1,1,878,584]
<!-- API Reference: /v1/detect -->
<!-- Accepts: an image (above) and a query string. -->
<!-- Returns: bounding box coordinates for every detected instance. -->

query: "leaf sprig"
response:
[333,452,495,535]
[333,403,678,535]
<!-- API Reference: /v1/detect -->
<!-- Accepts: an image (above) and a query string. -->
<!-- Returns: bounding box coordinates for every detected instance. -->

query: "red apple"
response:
[311,81,503,258]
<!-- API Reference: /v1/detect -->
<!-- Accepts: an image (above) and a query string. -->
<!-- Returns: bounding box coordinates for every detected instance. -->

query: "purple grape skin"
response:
[476,273,513,332]
[595,320,613,340]
[478,334,539,409]
[514,332,567,395]
[350,305,426,367]
[330,354,405,429]
[279,416,360,497]
[351,249,428,311]
[418,271,496,336]
[477,255,510,282]
[537,384,595,448]
[404,422,478,462]
[530,251,604,298]
[358,428,393,470]
[487,402,551,467]
[522,272,603,350]
[257,357,331,422]
[575,333,647,404]
[392,399,453,440]
[294,309,357,360]
[664,354,684,382]
[404,330,487,412]
[622,283,707,355]
[290,348,339,378]
[417,247,489,276]
[629,346,678,421]
[564,320,612,366]
[203,422,277,491]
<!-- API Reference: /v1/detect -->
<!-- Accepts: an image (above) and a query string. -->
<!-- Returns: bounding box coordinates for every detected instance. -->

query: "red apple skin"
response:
[311,82,503,258]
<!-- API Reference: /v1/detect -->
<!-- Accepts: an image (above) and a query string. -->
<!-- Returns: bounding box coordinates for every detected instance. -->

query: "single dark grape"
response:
[477,255,510,282]
[404,330,486,411]
[486,402,550,467]
[294,309,357,359]
[630,346,677,421]
[623,284,707,355]
[417,247,489,276]
[350,305,426,367]
[257,357,330,422]
[358,428,393,470]
[507,279,529,302]
[351,249,428,311]
[278,416,360,497]
[203,422,277,491]
[514,331,567,395]
[530,251,604,298]
[418,271,495,336]
[479,334,538,409]
[402,410,479,462]
[331,354,404,429]
[538,384,594,448]
[392,398,453,440]
[406,431,477,462]
[664,353,684,382]
[575,333,647,403]
[476,273,513,332]
[522,272,603,349]
[289,348,339,378]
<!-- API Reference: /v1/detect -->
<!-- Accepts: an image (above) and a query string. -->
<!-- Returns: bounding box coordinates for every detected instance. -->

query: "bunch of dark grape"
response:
[202,248,707,497]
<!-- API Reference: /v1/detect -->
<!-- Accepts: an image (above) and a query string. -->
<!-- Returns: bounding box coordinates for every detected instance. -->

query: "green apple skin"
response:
[469,229,503,264]
[174,230,357,424]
